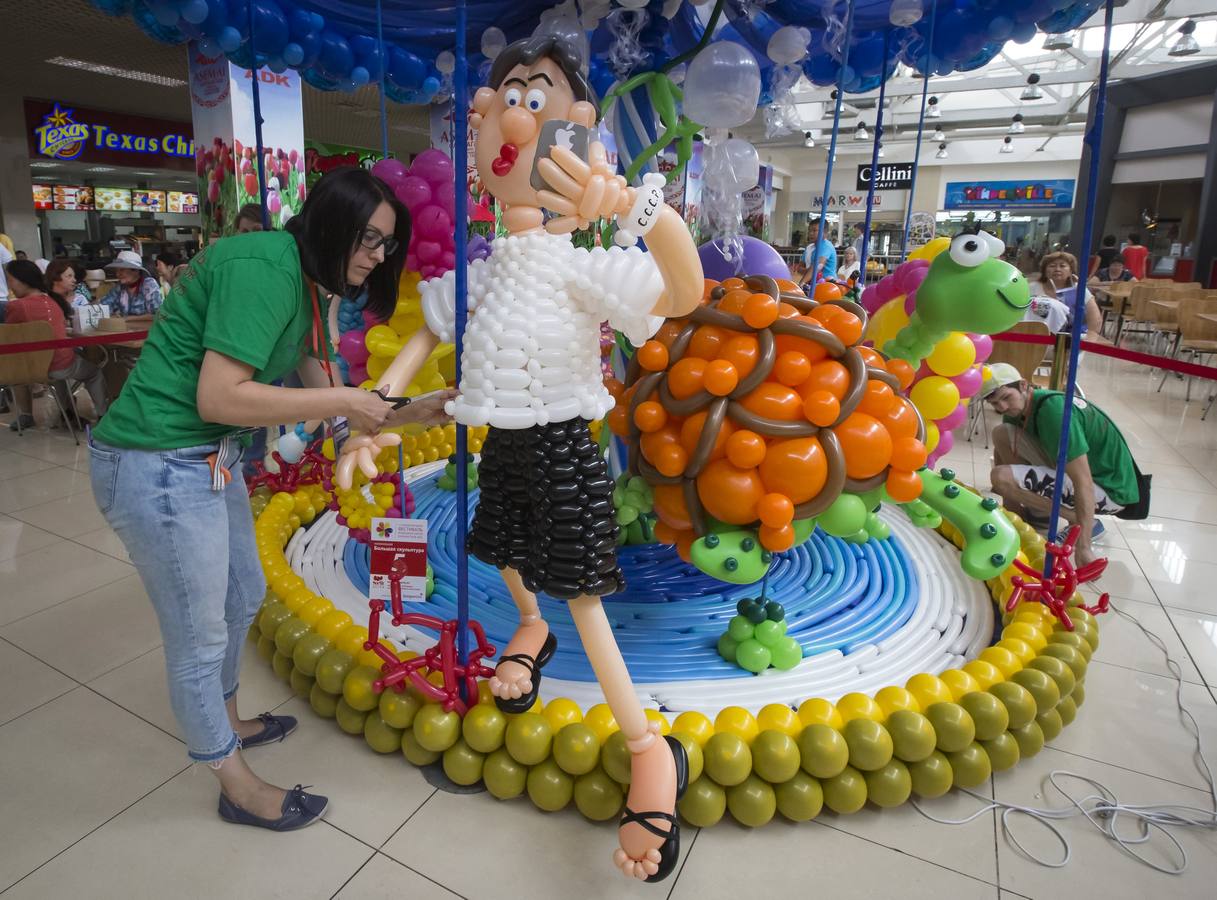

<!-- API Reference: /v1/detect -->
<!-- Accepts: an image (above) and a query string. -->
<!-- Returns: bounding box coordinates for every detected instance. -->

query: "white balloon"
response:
[706,138,759,194]
[767,25,810,65]
[480,27,506,60]
[615,0,649,8]
[889,0,924,27]
[436,50,456,74]
[682,41,761,128]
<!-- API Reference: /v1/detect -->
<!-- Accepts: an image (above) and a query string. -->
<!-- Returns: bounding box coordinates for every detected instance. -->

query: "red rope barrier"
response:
[0,331,149,354]
[993,330,1217,381]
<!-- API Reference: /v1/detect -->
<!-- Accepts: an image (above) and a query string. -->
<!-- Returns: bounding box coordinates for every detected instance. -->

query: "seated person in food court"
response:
[156,250,189,294]
[101,250,163,323]
[797,217,837,287]
[1025,251,1104,337]
[2,259,108,430]
[235,203,265,233]
[1088,252,1135,286]
[981,363,1141,568]
[1121,232,1149,280]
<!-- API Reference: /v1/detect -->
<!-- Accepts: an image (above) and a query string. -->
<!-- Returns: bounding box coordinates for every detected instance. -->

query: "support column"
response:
[0,95,41,255]
[1190,87,1217,287]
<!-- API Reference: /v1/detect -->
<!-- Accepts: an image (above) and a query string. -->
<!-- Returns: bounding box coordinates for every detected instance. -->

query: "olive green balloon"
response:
[292,633,333,677]
[1056,694,1078,728]
[274,616,310,657]
[775,771,824,822]
[309,683,340,719]
[1036,707,1064,743]
[988,681,1037,730]
[461,703,507,753]
[256,635,276,663]
[527,759,574,812]
[1028,655,1076,699]
[752,730,801,784]
[703,732,752,787]
[601,730,633,784]
[443,737,486,786]
[959,691,1010,742]
[864,759,913,808]
[946,742,991,788]
[1040,643,1088,680]
[573,767,623,821]
[843,718,895,772]
[315,649,355,694]
[798,724,849,779]
[1048,630,1092,662]
[341,665,382,712]
[1072,681,1086,708]
[1011,668,1061,715]
[1071,620,1099,652]
[669,731,704,785]
[678,778,726,827]
[289,667,315,700]
[258,601,291,639]
[981,733,1020,772]
[886,710,937,763]
[483,747,527,799]
[726,774,777,827]
[553,723,601,776]
[413,704,461,753]
[1009,721,1045,759]
[401,728,441,766]
[1066,607,1096,631]
[505,712,553,766]
[271,650,294,682]
[335,698,369,736]
[379,688,422,730]
[822,765,868,815]
[909,751,954,799]
[364,712,404,754]
[925,702,976,753]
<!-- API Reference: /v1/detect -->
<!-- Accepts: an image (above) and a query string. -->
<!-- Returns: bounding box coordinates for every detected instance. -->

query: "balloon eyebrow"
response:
[528,73,554,86]
[505,77,528,87]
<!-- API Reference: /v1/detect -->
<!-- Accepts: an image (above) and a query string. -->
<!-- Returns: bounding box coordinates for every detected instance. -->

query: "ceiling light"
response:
[935,142,948,159]
[854,121,870,141]
[46,56,186,87]
[1009,114,1025,134]
[888,0,923,27]
[1000,136,1015,154]
[932,127,946,142]
[85,166,116,173]
[1042,30,1075,51]
[803,131,815,148]
[29,161,59,168]
[877,143,885,158]
[1169,20,1200,57]
[1021,74,1043,101]
[134,171,158,176]
[927,96,941,119]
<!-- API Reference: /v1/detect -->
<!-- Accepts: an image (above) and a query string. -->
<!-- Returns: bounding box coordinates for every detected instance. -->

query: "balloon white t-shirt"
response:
[420,231,666,430]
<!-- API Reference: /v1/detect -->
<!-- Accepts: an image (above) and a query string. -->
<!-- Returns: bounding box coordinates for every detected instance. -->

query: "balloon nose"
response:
[500,107,538,145]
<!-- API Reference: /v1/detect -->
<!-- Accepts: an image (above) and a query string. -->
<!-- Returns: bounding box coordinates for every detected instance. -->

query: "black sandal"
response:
[619,734,690,884]
[492,632,557,714]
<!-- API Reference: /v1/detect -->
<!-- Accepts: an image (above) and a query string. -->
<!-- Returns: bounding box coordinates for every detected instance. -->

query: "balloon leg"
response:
[488,568,549,702]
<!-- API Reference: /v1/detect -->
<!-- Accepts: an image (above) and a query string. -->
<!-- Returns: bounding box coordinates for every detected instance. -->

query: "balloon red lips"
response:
[492,143,518,176]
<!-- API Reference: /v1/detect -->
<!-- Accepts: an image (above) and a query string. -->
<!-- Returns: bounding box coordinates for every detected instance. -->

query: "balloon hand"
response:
[335,433,403,490]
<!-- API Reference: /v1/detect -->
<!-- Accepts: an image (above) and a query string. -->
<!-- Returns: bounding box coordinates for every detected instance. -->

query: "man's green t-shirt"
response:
[95,231,317,450]
[1005,390,1140,507]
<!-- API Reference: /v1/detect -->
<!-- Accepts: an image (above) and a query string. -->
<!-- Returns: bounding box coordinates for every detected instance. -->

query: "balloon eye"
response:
[965,241,978,252]
[949,234,989,267]
[504,88,522,107]
[525,89,547,112]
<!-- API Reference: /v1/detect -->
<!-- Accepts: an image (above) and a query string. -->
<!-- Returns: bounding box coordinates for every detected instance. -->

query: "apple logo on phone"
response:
[555,125,575,152]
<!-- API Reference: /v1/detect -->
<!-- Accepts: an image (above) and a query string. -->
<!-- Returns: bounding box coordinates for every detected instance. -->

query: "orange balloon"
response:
[758,437,828,503]
[679,411,734,461]
[740,383,803,421]
[891,436,928,471]
[886,469,923,503]
[640,424,680,467]
[774,351,812,387]
[877,398,920,440]
[605,378,625,400]
[688,324,728,361]
[675,531,695,563]
[652,320,684,349]
[721,277,746,291]
[777,301,801,319]
[653,484,693,530]
[774,315,830,363]
[776,278,802,293]
[813,282,843,302]
[810,305,863,345]
[704,359,739,396]
[759,523,796,552]
[654,521,679,544]
[608,405,630,437]
[800,359,850,401]
[757,493,795,528]
[886,358,916,390]
[725,430,767,469]
[834,412,894,479]
[802,389,840,427]
[637,340,669,372]
[743,293,780,329]
[718,289,752,315]
[634,400,668,433]
[697,459,766,525]
[858,381,896,417]
[857,347,887,370]
[702,279,720,301]
[719,335,760,380]
[654,442,689,478]
[668,357,706,399]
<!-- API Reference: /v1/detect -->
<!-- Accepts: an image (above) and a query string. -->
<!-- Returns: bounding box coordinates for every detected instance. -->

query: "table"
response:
[1198,313,1217,326]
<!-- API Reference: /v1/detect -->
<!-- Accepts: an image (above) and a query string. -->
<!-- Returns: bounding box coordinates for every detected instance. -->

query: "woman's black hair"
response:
[43,260,77,319]
[157,250,183,268]
[284,167,409,321]
[6,259,71,319]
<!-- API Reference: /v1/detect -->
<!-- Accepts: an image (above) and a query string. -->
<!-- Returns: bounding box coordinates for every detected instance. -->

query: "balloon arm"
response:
[645,205,704,319]
[379,327,442,398]
[915,469,1020,581]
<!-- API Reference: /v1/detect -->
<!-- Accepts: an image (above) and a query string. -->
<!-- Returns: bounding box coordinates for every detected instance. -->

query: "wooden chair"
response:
[1155,296,1217,413]
[966,320,1053,448]
[0,322,82,445]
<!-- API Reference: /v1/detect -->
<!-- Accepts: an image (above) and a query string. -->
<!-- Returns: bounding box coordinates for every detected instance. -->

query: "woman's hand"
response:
[344,387,397,433]
[386,389,457,429]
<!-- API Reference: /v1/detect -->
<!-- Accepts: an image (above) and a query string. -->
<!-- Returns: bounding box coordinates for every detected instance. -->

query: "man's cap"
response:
[979,362,1023,399]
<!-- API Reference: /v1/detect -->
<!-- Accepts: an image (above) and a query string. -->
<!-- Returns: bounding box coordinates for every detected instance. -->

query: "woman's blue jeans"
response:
[89,439,266,763]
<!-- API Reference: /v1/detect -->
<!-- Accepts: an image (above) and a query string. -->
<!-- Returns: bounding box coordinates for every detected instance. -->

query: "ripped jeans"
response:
[89,439,265,763]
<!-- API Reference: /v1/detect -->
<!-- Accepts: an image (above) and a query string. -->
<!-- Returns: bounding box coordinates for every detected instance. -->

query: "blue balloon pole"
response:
[245,5,269,231]
[808,0,856,287]
[375,0,390,160]
[858,29,892,280]
[454,0,471,678]
[901,2,938,260]
[1044,0,1116,571]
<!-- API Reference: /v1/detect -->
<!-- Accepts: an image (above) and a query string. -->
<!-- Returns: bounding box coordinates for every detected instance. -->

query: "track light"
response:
[803,131,815,148]
[927,96,941,118]
[935,142,948,159]
[1000,135,1015,154]
[1043,30,1075,51]
[877,142,885,158]
[1170,20,1200,57]
[854,121,870,141]
[1009,114,1025,134]
[932,127,945,142]
[1021,74,1043,101]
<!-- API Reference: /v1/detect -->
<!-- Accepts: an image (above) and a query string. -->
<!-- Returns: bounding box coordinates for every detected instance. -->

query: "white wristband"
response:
[614,172,666,248]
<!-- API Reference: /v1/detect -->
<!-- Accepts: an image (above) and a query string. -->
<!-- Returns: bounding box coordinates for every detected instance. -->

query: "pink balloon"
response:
[916,361,933,380]
[938,405,967,431]
[411,149,455,186]
[414,205,453,241]
[416,240,442,264]
[405,251,419,271]
[903,292,917,315]
[436,185,455,219]
[951,366,983,398]
[395,175,431,211]
[875,277,899,302]
[903,267,927,292]
[861,285,882,313]
[969,333,994,363]
[441,251,456,268]
[935,430,955,457]
[372,158,409,187]
[362,310,378,327]
[348,362,369,384]
[338,330,369,365]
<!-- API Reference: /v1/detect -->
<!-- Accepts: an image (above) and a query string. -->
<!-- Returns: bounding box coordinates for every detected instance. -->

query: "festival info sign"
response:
[25,99,194,172]
[369,518,429,604]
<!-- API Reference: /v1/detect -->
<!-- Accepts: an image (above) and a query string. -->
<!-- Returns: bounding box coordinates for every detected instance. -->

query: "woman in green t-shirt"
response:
[89,168,450,832]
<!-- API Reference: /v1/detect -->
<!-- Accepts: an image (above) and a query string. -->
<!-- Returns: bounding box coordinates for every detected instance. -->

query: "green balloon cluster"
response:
[612,474,656,545]
[718,598,801,673]
[436,453,478,492]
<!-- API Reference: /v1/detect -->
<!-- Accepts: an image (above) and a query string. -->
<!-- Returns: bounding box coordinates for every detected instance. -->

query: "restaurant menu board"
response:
[132,189,165,212]
[31,184,53,210]
[167,190,199,214]
[95,186,132,211]
[53,184,94,211]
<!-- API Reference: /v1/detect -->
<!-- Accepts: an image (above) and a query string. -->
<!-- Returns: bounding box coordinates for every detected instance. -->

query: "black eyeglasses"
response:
[357,227,399,255]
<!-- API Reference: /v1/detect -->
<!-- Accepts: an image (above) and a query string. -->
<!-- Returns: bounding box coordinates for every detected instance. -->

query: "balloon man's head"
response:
[470,36,599,211]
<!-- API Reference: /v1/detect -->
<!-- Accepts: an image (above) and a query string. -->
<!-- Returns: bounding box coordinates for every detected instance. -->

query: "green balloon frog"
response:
[884,230,1030,364]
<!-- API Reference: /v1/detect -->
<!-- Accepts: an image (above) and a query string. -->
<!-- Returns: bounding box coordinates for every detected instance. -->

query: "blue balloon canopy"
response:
[92,0,1104,105]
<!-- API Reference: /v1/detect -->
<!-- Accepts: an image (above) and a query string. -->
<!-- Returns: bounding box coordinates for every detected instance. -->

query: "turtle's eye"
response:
[950,233,989,267]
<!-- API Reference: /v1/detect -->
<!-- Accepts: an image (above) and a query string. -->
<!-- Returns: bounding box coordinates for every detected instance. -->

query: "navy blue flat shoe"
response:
[240,713,297,748]
[218,784,328,832]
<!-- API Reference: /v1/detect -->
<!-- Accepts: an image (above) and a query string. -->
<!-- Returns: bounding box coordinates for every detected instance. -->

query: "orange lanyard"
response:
[308,279,336,388]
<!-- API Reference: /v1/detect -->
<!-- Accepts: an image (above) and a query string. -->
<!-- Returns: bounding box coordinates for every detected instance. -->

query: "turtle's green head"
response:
[916,230,1030,336]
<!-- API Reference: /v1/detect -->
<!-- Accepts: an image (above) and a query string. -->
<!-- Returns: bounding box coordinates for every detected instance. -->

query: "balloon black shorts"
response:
[467,418,624,600]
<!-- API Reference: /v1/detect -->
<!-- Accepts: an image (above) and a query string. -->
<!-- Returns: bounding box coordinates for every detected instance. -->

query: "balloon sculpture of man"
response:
[336,36,703,882]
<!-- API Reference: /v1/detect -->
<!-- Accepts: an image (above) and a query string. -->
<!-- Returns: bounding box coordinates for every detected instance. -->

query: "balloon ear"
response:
[569,101,596,130]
